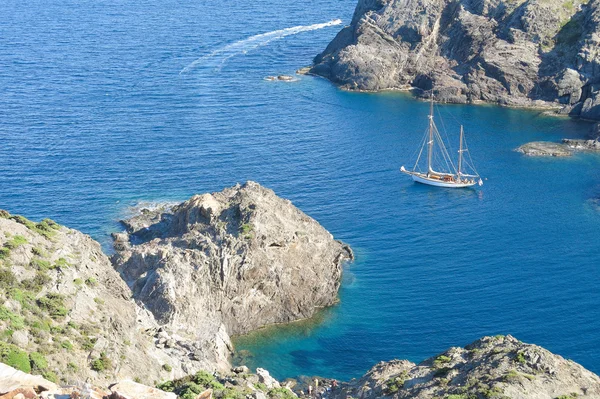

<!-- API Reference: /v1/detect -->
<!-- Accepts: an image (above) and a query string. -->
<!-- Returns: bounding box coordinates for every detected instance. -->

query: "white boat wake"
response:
[180,19,342,74]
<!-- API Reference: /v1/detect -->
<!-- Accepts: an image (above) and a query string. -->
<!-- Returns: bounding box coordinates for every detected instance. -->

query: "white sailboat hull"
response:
[401,170,478,188]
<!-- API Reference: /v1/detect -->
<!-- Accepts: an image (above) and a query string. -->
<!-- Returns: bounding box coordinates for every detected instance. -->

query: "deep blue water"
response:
[2,0,600,382]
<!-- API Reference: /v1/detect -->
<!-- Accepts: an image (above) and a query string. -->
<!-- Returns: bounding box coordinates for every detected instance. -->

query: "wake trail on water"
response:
[180,19,342,74]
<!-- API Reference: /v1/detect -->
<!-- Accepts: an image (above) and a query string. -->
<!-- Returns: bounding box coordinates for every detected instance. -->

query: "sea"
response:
[1,0,599,381]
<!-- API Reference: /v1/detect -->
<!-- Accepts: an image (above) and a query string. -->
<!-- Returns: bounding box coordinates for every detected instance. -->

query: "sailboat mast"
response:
[458,125,463,180]
[427,94,434,174]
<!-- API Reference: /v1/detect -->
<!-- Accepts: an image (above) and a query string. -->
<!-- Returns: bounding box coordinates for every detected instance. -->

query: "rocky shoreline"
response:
[2,335,600,398]
[2,182,600,398]
[310,0,600,120]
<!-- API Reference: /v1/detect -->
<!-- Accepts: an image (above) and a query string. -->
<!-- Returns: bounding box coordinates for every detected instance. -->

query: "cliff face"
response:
[332,335,600,399]
[312,0,600,119]
[112,181,353,372]
[0,212,184,386]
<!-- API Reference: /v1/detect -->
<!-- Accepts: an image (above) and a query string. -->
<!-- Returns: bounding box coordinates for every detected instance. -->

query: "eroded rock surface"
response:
[331,335,600,399]
[0,213,217,385]
[312,0,600,118]
[516,141,573,156]
[112,181,353,371]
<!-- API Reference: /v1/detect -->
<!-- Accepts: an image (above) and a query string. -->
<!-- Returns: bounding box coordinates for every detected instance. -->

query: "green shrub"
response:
[42,370,58,383]
[61,340,73,351]
[73,278,83,286]
[0,342,31,373]
[515,351,526,364]
[29,352,48,372]
[67,362,78,372]
[0,268,16,288]
[36,293,68,318]
[91,352,112,372]
[254,382,268,391]
[267,388,296,399]
[504,369,520,382]
[94,297,104,305]
[30,258,52,270]
[240,223,253,234]
[194,370,218,387]
[0,305,25,330]
[433,355,452,368]
[21,270,51,292]
[0,247,10,260]
[555,393,579,399]
[85,277,97,286]
[384,375,405,394]
[163,364,172,372]
[156,380,175,392]
[4,235,27,249]
[54,257,69,268]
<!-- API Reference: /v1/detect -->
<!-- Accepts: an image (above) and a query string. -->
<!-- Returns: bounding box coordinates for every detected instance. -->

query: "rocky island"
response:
[311,0,600,119]
[1,183,600,398]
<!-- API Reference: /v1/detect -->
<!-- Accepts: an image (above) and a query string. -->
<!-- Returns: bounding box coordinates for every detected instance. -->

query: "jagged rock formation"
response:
[0,212,224,386]
[312,0,600,119]
[331,335,600,399]
[516,141,573,156]
[112,181,353,373]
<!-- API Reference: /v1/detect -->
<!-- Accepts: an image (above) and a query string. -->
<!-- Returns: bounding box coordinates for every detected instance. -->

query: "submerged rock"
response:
[311,0,600,119]
[516,141,573,157]
[112,181,353,371]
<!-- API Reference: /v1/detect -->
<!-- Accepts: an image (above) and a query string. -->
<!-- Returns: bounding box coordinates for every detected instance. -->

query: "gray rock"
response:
[516,141,573,156]
[311,0,600,119]
[330,335,600,399]
[112,182,352,372]
[563,138,600,150]
[256,368,280,389]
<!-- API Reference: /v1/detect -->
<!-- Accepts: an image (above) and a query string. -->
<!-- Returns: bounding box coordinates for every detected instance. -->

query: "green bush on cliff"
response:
[0,305,26,330]
[0,342,31,373]
[36,293,68,318]
[29,351,48,371]
[267,388,296,399]
[4,235,27,249]
[0,247,10,260]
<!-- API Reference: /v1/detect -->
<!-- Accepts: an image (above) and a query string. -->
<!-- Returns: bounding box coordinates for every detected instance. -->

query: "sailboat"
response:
[401,95,483,188]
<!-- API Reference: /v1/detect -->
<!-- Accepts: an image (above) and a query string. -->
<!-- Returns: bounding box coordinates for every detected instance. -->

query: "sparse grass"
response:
[4,235,27,249]
[433,354,452,368]
[85,277,97,287]
[0,305,26,330]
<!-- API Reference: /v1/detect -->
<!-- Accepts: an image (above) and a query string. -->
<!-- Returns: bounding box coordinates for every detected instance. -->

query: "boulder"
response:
[256,368,280,389]
[0,363,57,395]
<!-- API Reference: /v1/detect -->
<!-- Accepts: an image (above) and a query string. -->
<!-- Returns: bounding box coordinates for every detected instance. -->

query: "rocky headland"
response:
[311,0,600,119]
[3,335,600,399]
[0,182,352,388]
[2,183,600,399]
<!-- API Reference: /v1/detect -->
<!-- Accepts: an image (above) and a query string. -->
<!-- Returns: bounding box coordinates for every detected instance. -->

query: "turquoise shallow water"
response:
[2,0,600,381]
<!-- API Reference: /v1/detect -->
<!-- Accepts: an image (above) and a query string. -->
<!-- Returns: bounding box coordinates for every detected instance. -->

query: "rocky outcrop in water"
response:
[312,0,600,118]
[112,181,353,373]
[330,335,600,399]
[563,137,600,151]
[516,141,573,156]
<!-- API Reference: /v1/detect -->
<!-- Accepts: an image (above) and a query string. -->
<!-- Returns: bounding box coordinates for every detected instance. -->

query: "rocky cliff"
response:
[3,335,600,399]
[312,0,600,119]
[112,181,353,374]
[0,212,183,386]
[331,335,600,399]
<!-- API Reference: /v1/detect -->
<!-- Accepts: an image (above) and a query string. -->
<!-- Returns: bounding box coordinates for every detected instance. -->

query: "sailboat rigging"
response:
[401,94,483,188]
